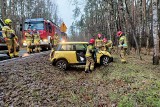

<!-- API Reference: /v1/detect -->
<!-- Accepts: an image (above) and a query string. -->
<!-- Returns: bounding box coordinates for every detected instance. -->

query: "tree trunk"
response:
[125,0,142,60]
[152,0,159,65]
[1,0,7,20]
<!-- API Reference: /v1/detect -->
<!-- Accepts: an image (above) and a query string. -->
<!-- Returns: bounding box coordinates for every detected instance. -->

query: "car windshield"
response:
[24,21,44,30]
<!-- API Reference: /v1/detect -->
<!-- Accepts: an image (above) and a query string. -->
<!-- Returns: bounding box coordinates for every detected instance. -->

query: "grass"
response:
[1,53,160,106]
[101,55,160,107]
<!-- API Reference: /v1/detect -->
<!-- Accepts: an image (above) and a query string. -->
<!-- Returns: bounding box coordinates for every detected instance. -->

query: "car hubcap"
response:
[103,57,109,65]
[58,62,66,70]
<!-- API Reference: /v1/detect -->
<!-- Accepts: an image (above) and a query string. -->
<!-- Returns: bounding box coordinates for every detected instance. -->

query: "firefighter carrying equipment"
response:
[118,34,128,63]
[2,25,19,58]
[85,44,95,72]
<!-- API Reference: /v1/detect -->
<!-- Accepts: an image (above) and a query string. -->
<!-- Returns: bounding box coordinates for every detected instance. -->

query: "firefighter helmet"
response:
[103,38,108,43]
[117,31,123,37]
[98,34,102,38]
[89,38,95,44]
[27,29,31,32]
[4,19,12,25]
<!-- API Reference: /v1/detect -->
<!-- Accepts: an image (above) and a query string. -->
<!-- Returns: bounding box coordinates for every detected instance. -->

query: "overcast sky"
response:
[55,0,85,34]
[55,0,74,34]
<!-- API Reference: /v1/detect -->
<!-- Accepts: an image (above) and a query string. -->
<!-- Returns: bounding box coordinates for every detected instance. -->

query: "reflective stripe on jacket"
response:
[119,35,127,48]
[2,26,16,38]
[95,39,103,47]
[85,45,95,57]
[54,35,59,45]
[33,32,40,41]
[25,32,33,40]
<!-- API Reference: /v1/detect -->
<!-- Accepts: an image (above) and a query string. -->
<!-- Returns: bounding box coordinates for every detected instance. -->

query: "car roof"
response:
[59,42,88,45]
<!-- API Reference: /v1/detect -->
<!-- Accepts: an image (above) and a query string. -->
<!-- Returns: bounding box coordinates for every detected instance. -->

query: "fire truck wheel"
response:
[41,47,47,51]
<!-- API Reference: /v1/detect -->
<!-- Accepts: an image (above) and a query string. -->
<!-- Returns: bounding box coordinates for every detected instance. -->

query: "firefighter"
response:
[25,29,33,53]
[103,38,113,53]
[85,38,95,73]
[53,32,59,48]
[2,19,19,58]
[95,33,103,50]
[50,32,59,60]
[33,28,40,52]
[117,31,128,63]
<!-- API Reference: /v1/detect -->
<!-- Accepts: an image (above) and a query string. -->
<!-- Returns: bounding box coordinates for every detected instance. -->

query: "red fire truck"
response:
[21,18,63,50]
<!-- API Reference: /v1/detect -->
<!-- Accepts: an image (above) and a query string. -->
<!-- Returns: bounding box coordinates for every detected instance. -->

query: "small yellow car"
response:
[50,42,113,70]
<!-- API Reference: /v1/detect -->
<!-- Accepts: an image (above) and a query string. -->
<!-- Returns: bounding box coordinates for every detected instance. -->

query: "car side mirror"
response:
[20,24,22,31]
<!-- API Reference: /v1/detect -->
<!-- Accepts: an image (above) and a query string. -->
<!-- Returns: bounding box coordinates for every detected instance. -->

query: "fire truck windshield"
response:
[24,21,44,30]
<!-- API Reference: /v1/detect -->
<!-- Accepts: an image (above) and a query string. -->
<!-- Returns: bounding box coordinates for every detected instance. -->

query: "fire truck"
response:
[21,18,64,50]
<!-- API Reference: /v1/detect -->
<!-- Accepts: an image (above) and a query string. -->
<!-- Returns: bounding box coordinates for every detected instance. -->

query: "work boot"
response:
[121,59,126,63]
[85,70,90,73]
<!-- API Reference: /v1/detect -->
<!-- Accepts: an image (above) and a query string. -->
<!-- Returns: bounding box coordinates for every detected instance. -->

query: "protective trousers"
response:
[85,56,95,72]
[6,38,19,58]
[120,48,127,63]
[26,40,32,53]
[34,40,40,52]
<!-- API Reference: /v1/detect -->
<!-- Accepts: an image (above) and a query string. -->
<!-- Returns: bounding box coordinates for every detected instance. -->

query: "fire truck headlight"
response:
[43,39,48,42]
[61,40,65,43]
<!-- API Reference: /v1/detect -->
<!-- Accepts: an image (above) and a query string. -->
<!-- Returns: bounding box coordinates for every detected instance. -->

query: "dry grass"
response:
[0,53,160,106]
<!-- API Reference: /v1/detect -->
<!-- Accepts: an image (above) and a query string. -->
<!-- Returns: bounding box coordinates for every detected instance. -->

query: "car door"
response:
[57,44,78,64]
[75,44,87,63]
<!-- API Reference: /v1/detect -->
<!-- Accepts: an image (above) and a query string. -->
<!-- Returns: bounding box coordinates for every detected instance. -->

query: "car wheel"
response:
[56,60,68,71]
[101,56,109,66]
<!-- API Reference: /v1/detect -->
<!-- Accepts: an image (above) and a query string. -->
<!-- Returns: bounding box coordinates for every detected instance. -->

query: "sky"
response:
[55,0,75,34]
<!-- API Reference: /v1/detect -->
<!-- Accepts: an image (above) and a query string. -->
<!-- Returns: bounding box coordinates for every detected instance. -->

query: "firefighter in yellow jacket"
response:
[95,34,103,50]
[25,29,33,53]
[85,39,95,73]
[2,19,19,58]
[103,38,113,53]
[53,32,59,48]
[33,28,40,52]
[117,31,128,63]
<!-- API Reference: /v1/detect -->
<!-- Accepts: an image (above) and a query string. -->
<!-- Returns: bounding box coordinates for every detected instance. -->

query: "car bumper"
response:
[0,43,8,54]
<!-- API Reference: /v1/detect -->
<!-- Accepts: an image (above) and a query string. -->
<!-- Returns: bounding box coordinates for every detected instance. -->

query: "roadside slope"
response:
[0,54,160,106]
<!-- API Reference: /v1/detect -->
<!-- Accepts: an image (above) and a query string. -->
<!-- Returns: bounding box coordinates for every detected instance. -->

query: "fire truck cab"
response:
[22,18,60,50]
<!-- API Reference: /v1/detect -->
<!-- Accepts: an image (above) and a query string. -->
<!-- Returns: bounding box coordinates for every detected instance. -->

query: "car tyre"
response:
[56,60,68,71]
[101,56,109,66]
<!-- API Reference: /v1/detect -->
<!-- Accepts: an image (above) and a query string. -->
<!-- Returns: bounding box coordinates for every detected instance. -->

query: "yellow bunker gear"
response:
[33,32,40,52]
[25,32,33,53]
[119,35,128,63]
[53,34,59,46]
[103,40,113,53]
[95,38,103,50]
[85,44,95,72]
[2,26,19,58]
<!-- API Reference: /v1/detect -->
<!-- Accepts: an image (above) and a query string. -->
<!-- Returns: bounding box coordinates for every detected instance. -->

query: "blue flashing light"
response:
[25,18,44,22]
